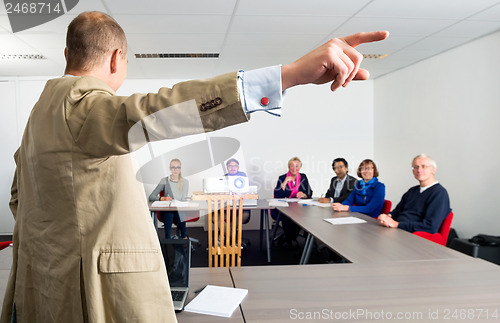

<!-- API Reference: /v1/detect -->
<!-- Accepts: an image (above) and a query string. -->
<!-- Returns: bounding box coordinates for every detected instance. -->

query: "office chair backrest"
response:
[0,241,12,251]
[381,199,392,215]
[414,211,454,246]
[204,194,244,267]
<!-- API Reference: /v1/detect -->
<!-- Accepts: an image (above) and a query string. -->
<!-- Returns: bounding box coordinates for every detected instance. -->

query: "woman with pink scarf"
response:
[273,157,313,248]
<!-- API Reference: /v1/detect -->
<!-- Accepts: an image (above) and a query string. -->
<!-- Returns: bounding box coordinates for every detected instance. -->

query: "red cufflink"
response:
[260,97,270,106]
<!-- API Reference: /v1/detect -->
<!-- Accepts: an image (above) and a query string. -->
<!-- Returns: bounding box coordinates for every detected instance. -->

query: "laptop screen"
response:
[160,238,191,288]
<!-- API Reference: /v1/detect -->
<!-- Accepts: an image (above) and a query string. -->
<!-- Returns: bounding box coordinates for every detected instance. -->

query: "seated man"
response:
[378,154,451,233]
[225,158,247,177]
[224,158,251,225]
[318,157,357,203]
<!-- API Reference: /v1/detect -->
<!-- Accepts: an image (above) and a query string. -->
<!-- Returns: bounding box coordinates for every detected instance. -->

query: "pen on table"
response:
[194,285,206,294]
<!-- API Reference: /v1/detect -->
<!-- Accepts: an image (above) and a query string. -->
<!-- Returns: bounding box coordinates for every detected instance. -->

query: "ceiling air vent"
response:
[362,54,388,60]
[135,53,219,59]
[1,54,46,60]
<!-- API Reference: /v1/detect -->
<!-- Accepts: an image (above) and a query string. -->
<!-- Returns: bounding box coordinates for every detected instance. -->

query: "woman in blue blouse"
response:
[332,159,385,218]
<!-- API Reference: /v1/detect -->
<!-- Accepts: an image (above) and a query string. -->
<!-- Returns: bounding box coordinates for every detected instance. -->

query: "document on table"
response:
[324,217,367,225]
[184,285,248,318]
[150,201,171,208]
[170,200,198,208]
[267,199,289,207]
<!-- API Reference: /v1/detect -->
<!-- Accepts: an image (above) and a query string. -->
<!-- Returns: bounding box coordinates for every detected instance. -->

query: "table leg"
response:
[152,211,158,236]
[264,209,271,263]
[259,211,264,251]
[300,234,315,265]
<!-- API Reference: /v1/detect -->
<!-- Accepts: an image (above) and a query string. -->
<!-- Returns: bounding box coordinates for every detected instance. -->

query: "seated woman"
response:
[332,159,385,218]
[149,158,189,238]
[273,157,313,247]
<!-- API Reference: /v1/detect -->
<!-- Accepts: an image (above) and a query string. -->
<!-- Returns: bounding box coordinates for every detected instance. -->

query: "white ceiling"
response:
[1,0,500,80]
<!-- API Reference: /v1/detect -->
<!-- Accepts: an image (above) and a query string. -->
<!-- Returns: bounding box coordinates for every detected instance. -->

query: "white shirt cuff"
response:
[237,65,283,117]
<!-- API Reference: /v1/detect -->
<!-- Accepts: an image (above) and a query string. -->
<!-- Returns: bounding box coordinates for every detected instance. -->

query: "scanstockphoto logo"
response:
[3,0,79,33]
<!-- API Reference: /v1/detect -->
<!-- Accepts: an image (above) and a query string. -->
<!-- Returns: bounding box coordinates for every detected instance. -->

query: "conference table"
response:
[176,258,500,322]
[229,258,500,322]
[277,203,469,264]
[149,199,274,263]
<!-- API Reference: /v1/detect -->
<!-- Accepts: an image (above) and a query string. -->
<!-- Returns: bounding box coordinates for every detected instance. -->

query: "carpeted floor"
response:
[157,226,336,267]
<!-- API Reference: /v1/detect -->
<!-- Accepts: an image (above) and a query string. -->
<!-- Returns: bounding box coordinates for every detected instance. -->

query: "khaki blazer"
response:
[1,73,247,322]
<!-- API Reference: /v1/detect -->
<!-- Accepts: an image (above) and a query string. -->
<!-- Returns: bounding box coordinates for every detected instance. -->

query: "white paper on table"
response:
[267,199,289,207]
[323,217,367,225]
[184,285,248,318]
[284,198,303,202]
[171,200,199,208]
[151,201,171,208]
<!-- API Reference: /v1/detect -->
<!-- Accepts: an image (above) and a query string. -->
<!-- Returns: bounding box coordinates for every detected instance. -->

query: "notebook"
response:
[160,238,192,312]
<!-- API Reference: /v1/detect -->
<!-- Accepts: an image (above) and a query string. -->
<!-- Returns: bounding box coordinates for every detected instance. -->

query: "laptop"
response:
[160,238,192,312]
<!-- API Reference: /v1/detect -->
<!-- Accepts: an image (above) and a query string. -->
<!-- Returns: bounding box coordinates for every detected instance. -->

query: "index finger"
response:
[343,31,389,48]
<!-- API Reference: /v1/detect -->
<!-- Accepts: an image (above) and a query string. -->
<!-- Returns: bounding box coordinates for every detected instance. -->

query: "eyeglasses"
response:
[360,167,373,171]
[412,165,430,170]
[333,165,345,170]
[170,166,181,170]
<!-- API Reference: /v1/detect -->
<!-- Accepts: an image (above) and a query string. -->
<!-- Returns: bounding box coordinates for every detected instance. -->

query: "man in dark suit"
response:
[318,158,357,203]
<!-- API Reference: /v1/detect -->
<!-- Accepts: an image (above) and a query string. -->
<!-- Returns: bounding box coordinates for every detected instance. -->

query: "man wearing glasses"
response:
[378,154,451,233]
[318,157,357,203]
[224,158,247,177]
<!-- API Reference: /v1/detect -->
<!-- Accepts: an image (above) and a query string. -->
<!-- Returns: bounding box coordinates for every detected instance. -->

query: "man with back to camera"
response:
[378,154,451,233]
[318,157,358,203]
[2,10,388,322]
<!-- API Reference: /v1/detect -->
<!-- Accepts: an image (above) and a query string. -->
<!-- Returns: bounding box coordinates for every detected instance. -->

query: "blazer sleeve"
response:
[66,72,249,158]
[349,182,386,218]
[274,174,289,198]
[300,174,313,198]
[9,149,19,219]
[149,178,167,201]
[324,177,336,200]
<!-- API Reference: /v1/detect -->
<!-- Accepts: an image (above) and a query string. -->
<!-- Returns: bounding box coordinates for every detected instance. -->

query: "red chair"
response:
[413,212,454,246]
[381,199,392,214]
[0,241,12,251]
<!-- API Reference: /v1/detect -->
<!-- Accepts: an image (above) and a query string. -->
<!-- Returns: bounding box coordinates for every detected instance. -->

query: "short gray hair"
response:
[412,153,437,169]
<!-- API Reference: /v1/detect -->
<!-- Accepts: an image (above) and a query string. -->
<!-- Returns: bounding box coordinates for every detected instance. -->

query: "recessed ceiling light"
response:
[134,53,220,59]
[363,54,388,60]
[1,54,46,60]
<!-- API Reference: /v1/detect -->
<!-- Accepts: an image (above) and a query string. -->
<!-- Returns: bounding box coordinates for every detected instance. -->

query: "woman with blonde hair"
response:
[273,157,313,248]
[149,158,189,238]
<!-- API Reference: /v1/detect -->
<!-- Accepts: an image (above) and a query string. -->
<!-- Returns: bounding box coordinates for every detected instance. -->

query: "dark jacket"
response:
[325,174,358,203]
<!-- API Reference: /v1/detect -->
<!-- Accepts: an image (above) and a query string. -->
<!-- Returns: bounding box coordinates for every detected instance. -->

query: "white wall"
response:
[119,80,375,200]
[0,77,374,234]
[374,30,500,238]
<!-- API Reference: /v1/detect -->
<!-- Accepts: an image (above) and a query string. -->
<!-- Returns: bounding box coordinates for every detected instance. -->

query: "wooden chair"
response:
[203,194,244,267]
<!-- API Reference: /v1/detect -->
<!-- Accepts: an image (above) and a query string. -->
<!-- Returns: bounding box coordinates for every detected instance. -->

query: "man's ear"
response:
[64,48,68,61]
[110,49,122,74]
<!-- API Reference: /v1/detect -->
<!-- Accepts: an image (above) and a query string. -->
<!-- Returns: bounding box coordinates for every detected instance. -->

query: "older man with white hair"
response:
[378,154,451,233]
